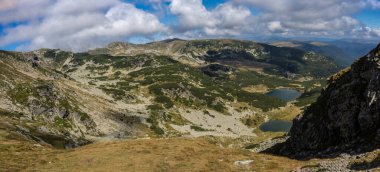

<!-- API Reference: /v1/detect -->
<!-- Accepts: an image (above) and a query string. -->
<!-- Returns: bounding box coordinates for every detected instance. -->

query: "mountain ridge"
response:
[269,43,380,158]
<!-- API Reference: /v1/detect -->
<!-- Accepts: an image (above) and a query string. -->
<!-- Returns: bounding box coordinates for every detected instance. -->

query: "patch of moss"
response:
[7,85,32,105]
[245,144,260,149]
[167,112,188,125]
[54,116,72,128]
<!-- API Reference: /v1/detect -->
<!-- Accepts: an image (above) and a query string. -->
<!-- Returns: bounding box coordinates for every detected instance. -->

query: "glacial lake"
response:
[266,88,302,101]
[259,120,292,132]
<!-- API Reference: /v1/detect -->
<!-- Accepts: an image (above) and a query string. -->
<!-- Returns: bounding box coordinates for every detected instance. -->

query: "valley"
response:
[2,0,380,171]
[0,39,333,145]
[1,39,379,171]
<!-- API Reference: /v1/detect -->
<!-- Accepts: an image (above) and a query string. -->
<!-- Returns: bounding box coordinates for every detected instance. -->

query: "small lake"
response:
[259,120,292,132]
[266,88,301,101]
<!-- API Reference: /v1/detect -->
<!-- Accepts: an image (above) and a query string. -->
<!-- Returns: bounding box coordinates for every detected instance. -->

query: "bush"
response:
[150,125,165,135]
[155,96,174,108]
[190,125,209,131]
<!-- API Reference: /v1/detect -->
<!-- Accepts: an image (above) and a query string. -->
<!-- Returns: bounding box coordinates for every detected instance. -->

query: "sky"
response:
[0,0,379,51]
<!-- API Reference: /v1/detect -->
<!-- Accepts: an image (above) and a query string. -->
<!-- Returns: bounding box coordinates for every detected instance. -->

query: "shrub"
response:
[150,125,165,135]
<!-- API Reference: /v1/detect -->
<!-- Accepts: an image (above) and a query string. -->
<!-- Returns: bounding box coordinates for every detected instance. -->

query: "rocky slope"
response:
[276,43,380,157]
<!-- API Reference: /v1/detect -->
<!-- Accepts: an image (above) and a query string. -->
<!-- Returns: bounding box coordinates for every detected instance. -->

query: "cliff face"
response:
[286,44,380,153]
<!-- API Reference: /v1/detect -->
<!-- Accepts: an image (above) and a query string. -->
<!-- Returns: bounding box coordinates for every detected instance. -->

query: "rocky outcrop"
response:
[201,64,233,78]
[278,44,380,156]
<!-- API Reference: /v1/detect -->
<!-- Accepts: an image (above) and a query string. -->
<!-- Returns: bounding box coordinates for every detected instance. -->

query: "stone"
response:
[234,160,253,166]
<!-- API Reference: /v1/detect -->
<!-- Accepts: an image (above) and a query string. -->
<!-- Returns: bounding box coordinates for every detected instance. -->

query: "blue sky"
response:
[0,0,379,51]
[356,10,380,27]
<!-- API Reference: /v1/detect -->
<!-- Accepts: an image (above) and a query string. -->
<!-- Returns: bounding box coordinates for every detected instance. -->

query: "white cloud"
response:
[170,0,212,28]
[234,0,364,32]
[47,0,119,15]
[367,0,380,9]
[268,21,284,32]
[0,1,166,51]
[352,26,380,39]
[0,0,52,24]
[0,0,379,51]
[169,0,251,36]
[167,0,380,39]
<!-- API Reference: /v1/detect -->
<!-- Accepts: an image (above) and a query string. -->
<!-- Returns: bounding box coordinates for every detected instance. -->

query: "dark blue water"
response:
[259,120,292,132]
[266,89,301,101]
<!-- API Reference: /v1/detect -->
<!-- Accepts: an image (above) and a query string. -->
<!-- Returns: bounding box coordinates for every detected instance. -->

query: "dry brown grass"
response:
[264,104,302,121]
[0,126,61,172]
[309,42,328,46]
[0,115,307,172]
[242,84,269,93]
[29,138,307,172]
[270,42,301,48]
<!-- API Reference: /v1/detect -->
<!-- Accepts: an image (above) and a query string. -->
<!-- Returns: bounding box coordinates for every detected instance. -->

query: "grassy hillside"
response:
[0,39,336,148]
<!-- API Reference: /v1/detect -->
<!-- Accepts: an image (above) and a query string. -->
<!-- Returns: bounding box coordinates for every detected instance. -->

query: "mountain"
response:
[0,39,339,148]
[96,39,340,77]
[330,39,378,61]
[270,41,358,67]
[274,43,380,158]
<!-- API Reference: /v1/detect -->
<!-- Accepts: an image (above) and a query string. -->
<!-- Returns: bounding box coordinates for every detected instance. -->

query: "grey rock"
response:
[285,44,380,154]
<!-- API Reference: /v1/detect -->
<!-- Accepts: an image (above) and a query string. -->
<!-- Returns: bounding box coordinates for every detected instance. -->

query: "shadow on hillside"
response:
[349,156,380,171]
[261,139,380,161]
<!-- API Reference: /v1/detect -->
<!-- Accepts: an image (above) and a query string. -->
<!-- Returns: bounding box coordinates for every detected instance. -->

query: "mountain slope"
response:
[277,43,380,157]
[271,41,355,67]
[96,39,340,78]
[0,39,340,148]
[331,39,378,61]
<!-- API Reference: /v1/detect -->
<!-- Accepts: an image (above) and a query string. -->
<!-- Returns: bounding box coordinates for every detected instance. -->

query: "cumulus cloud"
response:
[0,0,166,51]
[169,0,252,36]
[268,21,285,32]
[0,0,52,24]
[167,0,380,39]
[233,0,364,34]
[0,0,379,51]
[352,26,380,39]
[367,0,380,9]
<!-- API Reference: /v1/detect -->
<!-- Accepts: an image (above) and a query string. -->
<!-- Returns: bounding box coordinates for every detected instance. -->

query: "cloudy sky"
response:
[0,0,379,51]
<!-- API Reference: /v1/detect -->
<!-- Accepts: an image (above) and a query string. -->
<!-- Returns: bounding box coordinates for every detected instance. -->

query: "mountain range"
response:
[1,39,380,171]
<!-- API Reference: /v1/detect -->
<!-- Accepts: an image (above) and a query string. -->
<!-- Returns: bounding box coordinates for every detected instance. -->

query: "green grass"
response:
[295,88,322,107]
[79,112,91,121]
[245,144,260,149]
[7,85,31,105]
[125,55,316,112]
[166,112,188,125]
[0,109,23,118]
[54,116,72,128]
[155,96,174,108]
[99,87,126,100]
[43,50,71,65]
[150,125,165,135]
